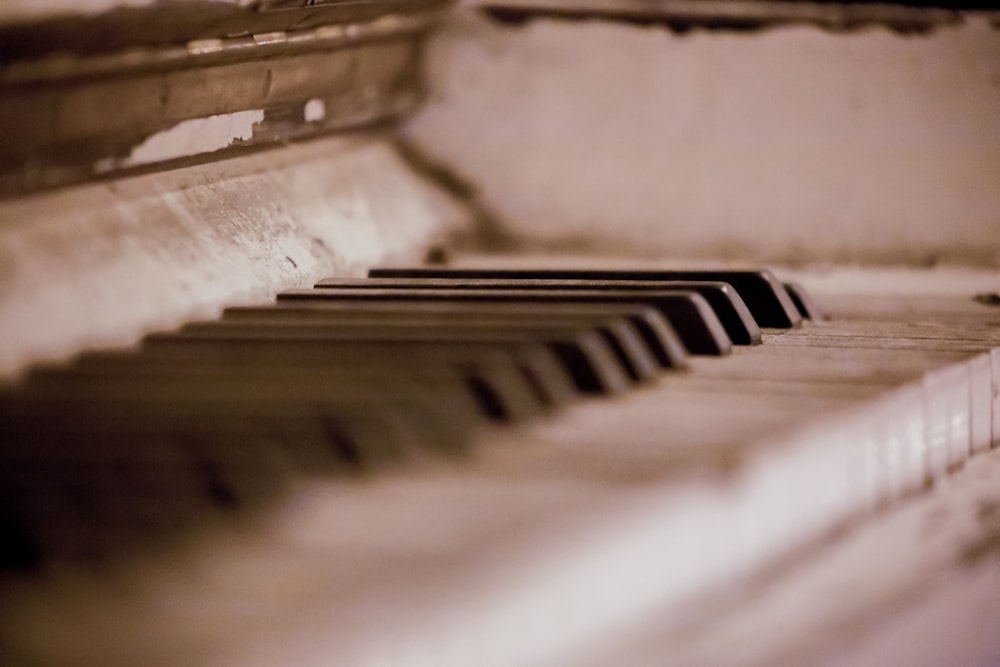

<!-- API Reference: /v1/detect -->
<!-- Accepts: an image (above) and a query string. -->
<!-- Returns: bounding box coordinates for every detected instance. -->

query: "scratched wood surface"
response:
[0,135,468,379]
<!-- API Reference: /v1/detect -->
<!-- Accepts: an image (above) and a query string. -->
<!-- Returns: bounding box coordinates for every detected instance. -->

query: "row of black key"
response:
[0,267,817,569]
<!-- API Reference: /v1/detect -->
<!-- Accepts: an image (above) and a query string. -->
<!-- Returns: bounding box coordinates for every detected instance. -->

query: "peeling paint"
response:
[304,98,327,122]
[121,109,265,168]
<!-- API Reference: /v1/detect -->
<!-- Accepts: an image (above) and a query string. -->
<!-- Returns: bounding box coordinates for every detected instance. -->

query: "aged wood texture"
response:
[0,135,470,378]
[0,0,451,194]
[0,0,452,59]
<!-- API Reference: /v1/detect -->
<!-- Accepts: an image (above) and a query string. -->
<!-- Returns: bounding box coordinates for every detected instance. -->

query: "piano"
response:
[1,1,999,665]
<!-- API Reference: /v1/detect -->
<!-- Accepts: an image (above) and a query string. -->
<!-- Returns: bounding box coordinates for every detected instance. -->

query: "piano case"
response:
[1,2,999,665]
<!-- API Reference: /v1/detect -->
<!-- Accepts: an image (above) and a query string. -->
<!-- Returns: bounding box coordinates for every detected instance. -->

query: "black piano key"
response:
[28,359,486,443]
[0,510,40,572]
[226,301,690,371]
[25,351,494,449]
[16,396,417,477]
[500,342,578,408]
[3,401,296,519]
[281,287,732,356]
[206,312,658,384]
[783,282,825,321]
[367,267,803,328]
[157,354,522,428]
[0,396,419,566]
[317,277,760,347]
[80,337,548,406]
[11,373,442,465]
[163,322,632,396]
[137,336,566,418]
[66,347,497,421]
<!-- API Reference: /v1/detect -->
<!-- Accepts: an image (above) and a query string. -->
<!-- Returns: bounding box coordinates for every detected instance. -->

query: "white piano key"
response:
[922,364,970,481]
[992,348,1000,448]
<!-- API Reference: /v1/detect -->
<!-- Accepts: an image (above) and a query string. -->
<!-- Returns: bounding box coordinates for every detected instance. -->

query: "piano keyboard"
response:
[1,263,998,666]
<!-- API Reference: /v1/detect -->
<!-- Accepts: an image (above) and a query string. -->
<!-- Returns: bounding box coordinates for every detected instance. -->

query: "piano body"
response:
[1,1,999,665]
